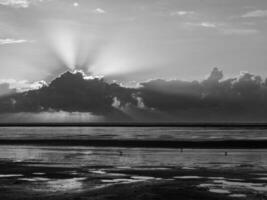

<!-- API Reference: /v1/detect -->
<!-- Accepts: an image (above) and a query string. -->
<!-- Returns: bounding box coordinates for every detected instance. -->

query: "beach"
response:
[0,159,267,200]
[0,127,266,199]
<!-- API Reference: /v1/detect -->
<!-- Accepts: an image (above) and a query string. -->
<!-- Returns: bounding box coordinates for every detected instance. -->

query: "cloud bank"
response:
[1,68,267,122]
[0,71,137,121]
[0,0,29,8]
[0,39,29,45]
[242,10,267,18]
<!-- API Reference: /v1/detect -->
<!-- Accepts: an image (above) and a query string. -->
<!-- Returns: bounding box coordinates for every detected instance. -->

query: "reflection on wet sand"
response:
[0,144,266,199]
[0,160,267,199]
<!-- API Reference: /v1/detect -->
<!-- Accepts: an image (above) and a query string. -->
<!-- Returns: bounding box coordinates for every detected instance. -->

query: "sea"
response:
[0,126,266,169]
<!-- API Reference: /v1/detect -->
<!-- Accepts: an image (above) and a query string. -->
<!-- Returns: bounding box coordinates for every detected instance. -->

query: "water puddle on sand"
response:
[81,151,93,155]
[90,170,106,174]
[198,183,215,187]
[116,167,171,171]
[107,173,128,177]
[253,173,267,176]
[45,177,87,192]
[131,176,157,180]
[182,167,196,170]
[208,177,225,180]
[19,177,50,181]
[228,178,244,181]
[90,169,128,177]
[199,177,267,198]
[70,171,78,175]
[25,177,88,192]
[116,166,131,169]
[229,194,247,198]
[101,178,142,184]
[174,176,203,179]
[213,179,267,192]
[0,174,23,177]
[256,177,267,181]
[209,189,230,194]
[32,172,45,175]
[101,175,161,184]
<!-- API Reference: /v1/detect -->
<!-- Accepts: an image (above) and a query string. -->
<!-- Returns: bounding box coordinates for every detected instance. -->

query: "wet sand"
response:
[0,160,266,200]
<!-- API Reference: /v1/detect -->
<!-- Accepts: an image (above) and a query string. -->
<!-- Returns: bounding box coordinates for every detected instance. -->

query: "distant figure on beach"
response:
[119,150,123,156]
[180,148,183,153]
[224,151,228,156]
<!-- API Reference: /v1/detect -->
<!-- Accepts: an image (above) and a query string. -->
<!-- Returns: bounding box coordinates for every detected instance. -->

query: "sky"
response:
[0,0,267,84]
[1,0,267,122]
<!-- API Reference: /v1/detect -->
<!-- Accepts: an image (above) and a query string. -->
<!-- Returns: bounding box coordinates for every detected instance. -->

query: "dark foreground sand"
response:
[0,161,266,200]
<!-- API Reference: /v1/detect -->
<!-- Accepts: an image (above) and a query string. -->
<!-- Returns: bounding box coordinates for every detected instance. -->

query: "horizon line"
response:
[1,122,267,127]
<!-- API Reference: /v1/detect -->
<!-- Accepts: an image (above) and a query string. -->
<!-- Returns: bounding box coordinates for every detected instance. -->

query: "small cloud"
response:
[73,2,79,7]
[0,79,47,92]
[221,28,259,35]
[185,22,217,29]
[184,21,258,36]
[170,11,195,16]
[200,22,216,28]
[0,0,30,8]
[0,0,48,8]
[92,8,106,14]
[242,10,267,18]
[0,38,29,45]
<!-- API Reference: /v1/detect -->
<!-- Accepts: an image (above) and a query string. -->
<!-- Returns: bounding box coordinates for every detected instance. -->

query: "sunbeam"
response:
[48,25,78,70]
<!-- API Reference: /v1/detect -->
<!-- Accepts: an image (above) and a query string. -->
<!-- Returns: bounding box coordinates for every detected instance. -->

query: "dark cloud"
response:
[1,68,267,122]
[0,71,137,118]
[0,83,16,97]
[138,68,267,122]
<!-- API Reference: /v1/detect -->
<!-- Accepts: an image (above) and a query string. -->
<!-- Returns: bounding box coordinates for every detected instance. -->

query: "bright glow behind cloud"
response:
[48,25,78,70]
[46,22,140,76]
[90,48,134,76]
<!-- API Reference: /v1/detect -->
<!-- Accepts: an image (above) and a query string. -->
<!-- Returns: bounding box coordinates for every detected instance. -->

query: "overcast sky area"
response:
[0,0,267,83]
